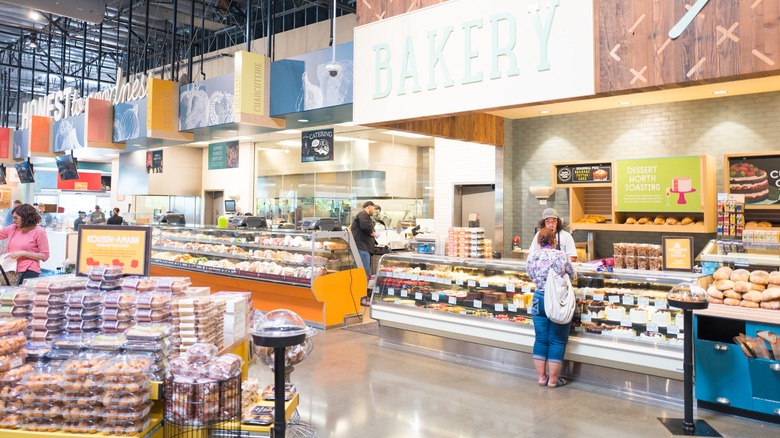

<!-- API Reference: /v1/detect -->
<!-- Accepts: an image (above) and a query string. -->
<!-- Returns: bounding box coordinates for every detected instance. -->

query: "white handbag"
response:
[544,268,576,324]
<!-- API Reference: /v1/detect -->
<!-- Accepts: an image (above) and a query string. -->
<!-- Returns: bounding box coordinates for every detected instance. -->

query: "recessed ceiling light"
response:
[276,129,301,135]
[712,90,728,95]
[539,110,551,114]
[297,119,309,123]
[618,101,631,105]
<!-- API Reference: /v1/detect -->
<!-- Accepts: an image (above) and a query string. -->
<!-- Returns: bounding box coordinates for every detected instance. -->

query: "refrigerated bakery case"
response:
[370,253,710,396]
[150,225,365,329]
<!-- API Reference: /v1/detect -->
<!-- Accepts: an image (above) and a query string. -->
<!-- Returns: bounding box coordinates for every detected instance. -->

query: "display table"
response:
[0,412,163,438]
[241,393,300,436]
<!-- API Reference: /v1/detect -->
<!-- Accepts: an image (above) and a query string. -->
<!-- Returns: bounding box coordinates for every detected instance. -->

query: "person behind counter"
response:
[0,204,50,285]
[527,227,575,388]
[107,208,123,225]
[529,208,578,262]
[74,211,87,231]
[90,205,106,224]
[3,200,22,227]
[351,201,378,282]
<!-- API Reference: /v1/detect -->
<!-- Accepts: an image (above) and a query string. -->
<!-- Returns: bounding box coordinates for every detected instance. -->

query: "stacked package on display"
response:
[49,333,96,365]
[66,290,104,334]
[446,227,493,258]
[123,277,174,324]
[59,352,111,434]
[18,366,63,432]
[125,323,173,381]
[0,287,34,328]
[171,297,226,355]
[98,354,154,435]
[212,292,252,345]
[0,317,31,429]
[31,279,80,342]
[88,267,130,334]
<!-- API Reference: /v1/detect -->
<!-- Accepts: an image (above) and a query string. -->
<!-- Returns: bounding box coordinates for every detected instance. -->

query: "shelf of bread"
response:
[705,266,780,311]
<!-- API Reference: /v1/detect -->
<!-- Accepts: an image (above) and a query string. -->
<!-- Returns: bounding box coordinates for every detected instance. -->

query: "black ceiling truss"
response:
[0,0,356,128]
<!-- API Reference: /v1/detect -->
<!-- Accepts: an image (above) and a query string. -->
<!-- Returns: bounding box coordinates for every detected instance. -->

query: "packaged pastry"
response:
[102,307,136,321]
[23,342,50,362]
[66,292,103,309]
[53,333,95,350]
[612,243,625,256]
[0,384,24,401]
[30,329,65,343]
[89,266,124,281]
[20,389,60,404]
[32,317,67,331]
[0,363,34,385]
[23,417,60,432]
[100,319,134,333]
[136,292,172,309]
[62,419,99,434]
[66,306,102,320]
[636,244,649,257]
[61,405,100,421]
[156,277,191,293]
[32,305,67,319]
[262,383,297,401]
[612,255,624,269]
[0,413,22,429]
[103,374,151,393]
[102,401,153,422]
[121,277,158,292]
[625,244,636,257]
[206,353,243,380]
[8,304,33,318]
[89,334,127,351]
[62,352,112,377]
[125,338,172,353]
[0,333,26,355]
[624,255,636,269]
[136,308,171,322]
[636,256,648,270]
[103,292,137,309]
[649,256,662,271]
[100,280,123,292]
[125,323,173,341]
[1,288,34,305]
[66,319,101,332]
[101,390,151,408]
[649,245,662,257]
[99,418,151,436]
[104,355,153,377]
[33,293,66,306]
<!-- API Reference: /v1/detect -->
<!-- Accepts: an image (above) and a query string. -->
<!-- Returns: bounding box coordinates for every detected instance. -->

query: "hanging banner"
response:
[53,113,85,153]
[615,156,702,212]
[0,127,12,162]
[555,162,612,186]
[208,141,239,170]
[146,150,163,174]
[301,129,334,162]
[233,51,285,128]
[29,116,53,157]
[12,129,29,160]
[179,75,235,131]
[85,98,123,149]
[113,97,147,142]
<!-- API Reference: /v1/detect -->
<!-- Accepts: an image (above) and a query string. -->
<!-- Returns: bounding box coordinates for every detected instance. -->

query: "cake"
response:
[629,307,648,324]
[729,162,769,203]
[587,301,606,319]
[672,177,692,192]
[610,327,637,338]
[640,331,666,342]
[651,310,672,327]
[593,169,608,181]
[605,304,626,321]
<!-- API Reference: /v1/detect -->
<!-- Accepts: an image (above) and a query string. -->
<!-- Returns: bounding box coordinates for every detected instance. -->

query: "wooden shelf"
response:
[571,223,713,233]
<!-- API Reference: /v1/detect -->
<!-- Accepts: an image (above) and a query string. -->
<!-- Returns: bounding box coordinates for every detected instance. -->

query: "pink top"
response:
[0,225,50,273]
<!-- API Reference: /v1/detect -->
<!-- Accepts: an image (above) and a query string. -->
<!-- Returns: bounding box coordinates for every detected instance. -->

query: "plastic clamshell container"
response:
[62,419,99,434]
[121,277,158,292]
[103,292,137,309]
[155,277,191,292]
[101,390,151,408]
[103,354,154,377]
[99,319,133,333]
[0,384,23,401]
[0,412,22,429]
[0,333,26,355]
[53,332,95,350]
[0,288,34,305]
[103,375,151,393]
[89,333,127,351]
[124,338,172,353]
[0,399,23,414]
[20,403,61,419]
[61,405,100,421]
[23,341,50,361]
[10,304,33,317]
[125,323,173,341]
[99,418,151,436]
[123,348,168,362]
[66,292,103,309]
[102,401,153,422]
[32,305,67,318]
[20,389,60,404]
[61,390,101,406]
[32,317,67,331]
[66,306,102,320]
[23,417,61,432]
[0,352,24,372]
[60,377,101,392]
[62,352,112,378]
[0,363,34,385]
[102,306,136,321]
[0,317,28,336]
[136,292,172,309]
[66,319,102,332]
[89,266,124,281]
[33,293,66,306]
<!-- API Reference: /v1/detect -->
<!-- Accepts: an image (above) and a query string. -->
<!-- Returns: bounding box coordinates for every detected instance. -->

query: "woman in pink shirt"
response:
[0,204,50,285]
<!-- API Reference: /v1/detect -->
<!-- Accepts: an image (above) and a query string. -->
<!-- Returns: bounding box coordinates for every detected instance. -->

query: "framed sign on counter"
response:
[76,225,152,276]
[662,236,694,272]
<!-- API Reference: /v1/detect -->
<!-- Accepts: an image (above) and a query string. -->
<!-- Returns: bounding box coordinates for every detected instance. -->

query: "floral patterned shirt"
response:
[526,247,575,292]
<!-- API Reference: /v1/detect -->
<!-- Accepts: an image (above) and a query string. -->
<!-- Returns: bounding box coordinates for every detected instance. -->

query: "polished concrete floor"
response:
[249,324,780,438]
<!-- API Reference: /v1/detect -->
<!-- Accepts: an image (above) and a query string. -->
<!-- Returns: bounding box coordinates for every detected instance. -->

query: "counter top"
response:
[695,303,780,325]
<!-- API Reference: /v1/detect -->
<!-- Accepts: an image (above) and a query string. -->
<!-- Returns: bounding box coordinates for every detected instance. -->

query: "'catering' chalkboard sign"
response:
[555,163,611,185]
[301,129,334,162]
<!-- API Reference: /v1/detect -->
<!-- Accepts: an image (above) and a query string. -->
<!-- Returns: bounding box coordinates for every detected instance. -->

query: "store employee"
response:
[529,208,578,262]
[351,201,378,281]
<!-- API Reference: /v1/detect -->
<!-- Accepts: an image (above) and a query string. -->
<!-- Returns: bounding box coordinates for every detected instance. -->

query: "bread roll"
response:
[746,221,758,229]
[654,216,665,225]
[625,217,637,224]
[665,217,679,225]
[731,269,750,282]
[750,270,770,285]
[706,287,724,300]
[760,301,780,310]
[708,297,724,304]
[758,221,772,228]
[740,300,760,308]
[733,281,751,293]
[768,271,780,285]
[715,279,735,291]
[742,290,762,303]
[638,217,650,225]
[681,217,694,225]
[749,282,766,292]
[724,298,741,306]
[713,267,733,281]
[723,290,742,299]
[761,288,780,302]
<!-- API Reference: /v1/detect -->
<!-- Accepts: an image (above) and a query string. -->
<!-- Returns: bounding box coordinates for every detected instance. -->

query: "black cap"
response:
[78,211,86,215]
[362,201,376,208]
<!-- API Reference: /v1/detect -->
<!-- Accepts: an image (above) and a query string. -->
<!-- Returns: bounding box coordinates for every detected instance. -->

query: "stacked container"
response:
[59,352,110,434]
[0,287,34,328]
[19,366,63,432]
[212,292,252,346]
[124,323,173,381]
[446,227,492,258]
[0,317,30,429]
[98,354,154,436]
[30,280,69,342]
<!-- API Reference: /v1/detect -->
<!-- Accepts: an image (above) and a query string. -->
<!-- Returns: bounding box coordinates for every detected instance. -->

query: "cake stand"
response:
[669,188,696,205]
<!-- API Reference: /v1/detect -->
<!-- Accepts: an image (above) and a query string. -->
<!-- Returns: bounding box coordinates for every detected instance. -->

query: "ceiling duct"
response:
[2,0,107,24]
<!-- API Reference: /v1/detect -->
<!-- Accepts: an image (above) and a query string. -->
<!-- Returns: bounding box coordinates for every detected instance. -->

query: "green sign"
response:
[208,141,239,170]
[616,156,701,212]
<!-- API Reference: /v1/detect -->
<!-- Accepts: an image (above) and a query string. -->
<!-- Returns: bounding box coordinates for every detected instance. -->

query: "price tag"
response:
[415,292,423,300]
[443,279,453,285]
[593,293,604,301]
[388,288,395,296]
[494,303,504,312]
[620,317,632,327]
[506,283,516,292]
[411,275,419,281]
[622,296,635,306]
[448,296,457,305]
[638,297,650,307]
[479,281,489,288]
[473,300,482,309]
[608,295,620,303]
[655,300,667,310]
[456,279,464,286]
[508,304,517,312]
[521,286,531,293]
[400,290,408,298]
[431,293,440,302]
[581,314,592,323]
[468,280,476,287]
[647,323,659,332]
[733,257,750,267]
[667,324,680,335]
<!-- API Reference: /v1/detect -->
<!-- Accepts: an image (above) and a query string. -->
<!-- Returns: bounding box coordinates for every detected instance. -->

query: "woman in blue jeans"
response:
[527,227,575,388]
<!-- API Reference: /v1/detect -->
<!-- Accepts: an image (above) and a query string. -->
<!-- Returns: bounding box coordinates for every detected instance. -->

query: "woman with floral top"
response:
[526,227,575,388]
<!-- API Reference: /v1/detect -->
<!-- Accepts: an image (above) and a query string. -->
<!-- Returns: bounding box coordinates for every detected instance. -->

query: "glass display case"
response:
[151,225,362,286]
[370,253,710,378]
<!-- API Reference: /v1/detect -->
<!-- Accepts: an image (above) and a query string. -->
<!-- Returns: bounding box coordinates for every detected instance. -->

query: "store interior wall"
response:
[201,142,256,216]
[508,90,780,257]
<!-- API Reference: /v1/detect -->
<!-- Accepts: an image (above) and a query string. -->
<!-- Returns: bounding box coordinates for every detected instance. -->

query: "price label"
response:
[410,275,419,281]
[506,283,516,292]
[620,317,632,327]
[473,300,482,309]
[444,279,453,285]
[667,324,680,335]
[468,280,476,287]
[521,286,531,293]
[400,290,408,298]
[622,296,635,306]
[494,303,504,312]
[431,294,440,302]
[581,314,592,323]
[508,304,517,312]
[448,296,457,305]
[479,281,489,288]
[456,279,464,286]
[388,288,395,296]
[647,323,659,332]
[593,293,604,301]
[608,295,620,303]
[638,297,650,307]
[415,292,423,300]
[655,300,667,310]
[733,257,750,267]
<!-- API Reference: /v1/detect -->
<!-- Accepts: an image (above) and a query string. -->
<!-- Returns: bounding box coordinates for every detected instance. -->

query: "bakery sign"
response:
[555,163,611,185]
[615,156,702,213]
[726,154,780,205]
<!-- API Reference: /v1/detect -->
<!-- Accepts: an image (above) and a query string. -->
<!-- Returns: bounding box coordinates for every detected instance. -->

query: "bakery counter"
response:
[695,303,780,325]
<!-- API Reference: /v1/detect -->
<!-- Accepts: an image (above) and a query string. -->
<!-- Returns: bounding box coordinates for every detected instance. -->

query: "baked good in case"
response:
[730,269,751,282]
[750,270,770,285]
[653,216,665,225]
[769,271,780,285]
[625,217,637,224]
[714,279,734,291]
[713,267,733,281]
[665,217,678,225]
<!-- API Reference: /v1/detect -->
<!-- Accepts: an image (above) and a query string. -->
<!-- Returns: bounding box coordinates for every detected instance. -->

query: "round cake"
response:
[729,162,769,203]
[588,301,606,319]
[629,307,648,324]
[610,327,637,338]
[651,310,672,327]
[605,304,626,321]
[640,331,666,342]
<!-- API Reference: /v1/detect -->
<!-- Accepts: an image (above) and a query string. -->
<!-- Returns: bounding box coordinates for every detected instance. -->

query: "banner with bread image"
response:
[727,155,780,205]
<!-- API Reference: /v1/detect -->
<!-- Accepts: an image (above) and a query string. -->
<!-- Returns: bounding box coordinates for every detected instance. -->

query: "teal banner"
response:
[208,141,239,170]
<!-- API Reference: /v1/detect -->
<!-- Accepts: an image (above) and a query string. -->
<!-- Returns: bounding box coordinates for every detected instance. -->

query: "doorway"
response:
[454,184,496,239]
[204,190,224,226]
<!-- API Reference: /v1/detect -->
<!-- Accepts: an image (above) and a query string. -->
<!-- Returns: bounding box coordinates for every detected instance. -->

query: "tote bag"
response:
[544,268,576,324]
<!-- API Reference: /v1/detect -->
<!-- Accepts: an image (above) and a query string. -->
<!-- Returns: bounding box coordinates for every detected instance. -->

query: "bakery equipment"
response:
[410,233,445,255]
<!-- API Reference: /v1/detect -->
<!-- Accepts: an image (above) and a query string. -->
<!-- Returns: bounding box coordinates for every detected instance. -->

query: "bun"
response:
[742,291,762,303]
[723,290,742,299]
[760,301,780,310]
[625,217,637,224]
[740,300,760,308]
[724,298,741,306]
[637,217,650,225]
[731,269,750,282]
[749,282,766,292]
[706,286,723,300]
[733,281,751,293]
[654,216,665,225]
[714,279,734,291]
[746,221,759,229]
[681,217,694,225]
[665,217,679,225]
[769,271,780,285]
[713,267,733,281]
[761,288,780,302]
[758,221,773,228]
[750,270,770,285]
[708,297,724,304]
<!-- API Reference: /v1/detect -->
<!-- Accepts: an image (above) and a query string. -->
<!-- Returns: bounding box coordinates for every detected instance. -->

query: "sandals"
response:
[537,376,549,387]
[547,378,567,388]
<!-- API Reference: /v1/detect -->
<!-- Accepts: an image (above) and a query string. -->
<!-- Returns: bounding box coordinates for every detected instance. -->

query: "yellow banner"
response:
[233,51,284,128]
[77,226,151,276]
[147,78,177,132]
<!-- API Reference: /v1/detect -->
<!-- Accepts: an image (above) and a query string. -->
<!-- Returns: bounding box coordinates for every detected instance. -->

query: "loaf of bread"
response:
[665,217,679,225]
[625,217,637,224]
[715,279,735,291]
[724,298,741,306]
[749,282,766,292]
[706,286,724,300]
[769,271,780,285]
[761,288,780,302]
[750,270,770,285]
[723,290,742,300]
[760,301,780,310]
[740,300,760,308]
[733,281,751,293]
[758,221,773,228]
[637,217,650,225]
[742,291,762,303]
[713,267,733,281]
[731,269,751,282]
[654,216,665,225]
[681,217,694,225]
[708,297,724,304]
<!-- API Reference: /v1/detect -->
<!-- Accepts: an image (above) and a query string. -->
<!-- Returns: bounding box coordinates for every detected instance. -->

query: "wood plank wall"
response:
[356,0,449,26]
[371,113,504,146]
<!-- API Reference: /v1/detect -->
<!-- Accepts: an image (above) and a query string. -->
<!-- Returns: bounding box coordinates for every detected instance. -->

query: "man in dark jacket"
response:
[351,201,378,281]
[107,208,123,225]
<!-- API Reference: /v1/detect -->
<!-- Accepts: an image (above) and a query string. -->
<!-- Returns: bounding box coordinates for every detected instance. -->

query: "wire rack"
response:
[164,373,242,437]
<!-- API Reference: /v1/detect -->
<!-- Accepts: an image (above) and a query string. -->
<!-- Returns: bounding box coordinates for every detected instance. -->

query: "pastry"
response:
[653,216,665,225]
[729,162,770,203]
[733,281,752,293]
[750,270,770,285]
[746,221,759,228]
[758,221,773,228]
[769,271,780,285]
[761,288,780,302]
[742,291,762,303]
[637,217,650,225]
[706,286,723,300]
[665,217,678,225]
[714,279,734,291]
[731,269,751,282]
[740,300,760,308]
[760,301,780,310]
[681,217,694,225]
[723,290,742,300]
[713,267,733,281]
[625,217,637,225]
[724,298,742,306]
[708,297,724,304]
